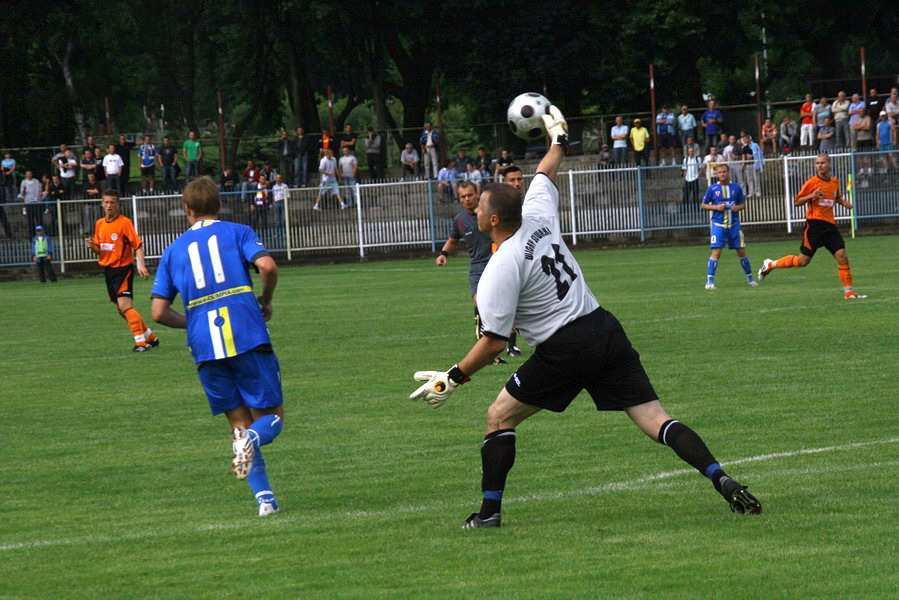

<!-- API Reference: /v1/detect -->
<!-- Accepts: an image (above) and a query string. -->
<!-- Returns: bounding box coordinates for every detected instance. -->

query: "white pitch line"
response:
[2,436,896,553]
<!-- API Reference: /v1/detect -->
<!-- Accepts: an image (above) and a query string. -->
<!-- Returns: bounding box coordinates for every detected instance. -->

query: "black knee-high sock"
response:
[658,420,726,487]
[509,329,518,347]
[474,306,484,341]
[479,429,516,517]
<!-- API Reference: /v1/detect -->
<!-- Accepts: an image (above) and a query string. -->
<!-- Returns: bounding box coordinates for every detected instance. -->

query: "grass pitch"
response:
[2,234,898,599]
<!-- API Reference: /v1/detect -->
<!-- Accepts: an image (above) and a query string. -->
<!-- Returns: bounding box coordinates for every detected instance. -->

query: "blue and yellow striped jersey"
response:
[151,220,272,363]
[703,182,746,229]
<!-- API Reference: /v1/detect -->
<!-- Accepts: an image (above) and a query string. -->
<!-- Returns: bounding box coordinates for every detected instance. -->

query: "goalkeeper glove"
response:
[541,105,569,148]
[409,364,470,408]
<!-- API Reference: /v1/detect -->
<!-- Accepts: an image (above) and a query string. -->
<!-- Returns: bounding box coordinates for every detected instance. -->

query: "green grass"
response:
[2,235,898,599]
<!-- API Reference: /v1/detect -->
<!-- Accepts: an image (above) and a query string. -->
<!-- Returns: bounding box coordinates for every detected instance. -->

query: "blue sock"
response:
[740,256,753,280]
[247,447,277,506]
[706,258,718,284]
[704,462,722,479]
[248,414,282,449]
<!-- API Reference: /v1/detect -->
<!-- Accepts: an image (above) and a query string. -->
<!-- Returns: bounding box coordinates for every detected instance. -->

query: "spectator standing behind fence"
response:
[866,88,880,121]
[655,106,676,165]
[363,127,385,181]
[241,160,261,204]
[400,142,419,180]
[610,115,629,165]
[476,147,493,178]
[420,122,440,179]
[677,105,696,151]
[702,145,723,185]
[831,92,850,149]
[82,173,102,234]
[339,124,357,155]
[50,144,67,176]
[437,159,458,203]
[461,162,483,194]
[31,225,58,283]
[723,135,742,185]
[0,157,11,236]
[682,135,700,160]
[313,148,343,211]
[271,173,288,240]
[138,135,157,195]
[813,97,831,149]
[494,149,515,180]
[629,119,650,167]
[102,145,124,192]
[19,172,42,232]
[251,175,270,229]
[817,117,836,153]
[219,167,240,199]
[80,149,98,191]
[741,134,763,198]
[701,100,723,151]
[158,136,178,194]
[848,93,866,151]
[799,94,816,150]
[318,128,333,157]
[293,127,314,187]
[779,116,797,153]
[455,149,473,174]
[338,146,358,207]
[1,151,16,203]
[276,129,293,184]
[875,111,898,172]
[886,88,899,128]
[114,135,135,195]
[182,131,202,182]
[853,110,874,180]
[682,146,702,206]
[58,149,77,199]
[260,161,275,184]
[760,118,777,155]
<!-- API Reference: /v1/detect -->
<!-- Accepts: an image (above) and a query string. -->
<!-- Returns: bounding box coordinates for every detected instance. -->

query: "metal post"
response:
[57,199,66,273]
[782,156,792,233]
[216,91,227,173]
[636,167,645,242]
[284,191,292,262]
[754,55,762,140]
[649,64,658,165]
[567,169,577,245]
[860,47,867,105]
[849,151,858,237]
[355,183,364,258]
[327,86,335,138]
[132,195,139,240]
[104,97,112,137]
[427,181,437,252]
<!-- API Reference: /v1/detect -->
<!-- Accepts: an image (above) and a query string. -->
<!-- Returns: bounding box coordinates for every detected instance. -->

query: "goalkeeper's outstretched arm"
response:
[535,105,569,183]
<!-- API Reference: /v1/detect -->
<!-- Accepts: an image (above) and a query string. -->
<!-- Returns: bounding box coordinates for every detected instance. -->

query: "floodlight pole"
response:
[217,90,227,172]
[860,47,867,101]
[327,86,335,138]
[754,55,762,140]
[649,64,657,165]
[104,97,111,137]
[436,79,445,168]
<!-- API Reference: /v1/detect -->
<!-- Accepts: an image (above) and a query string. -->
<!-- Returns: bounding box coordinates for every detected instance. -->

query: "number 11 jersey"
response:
[476,174,599,346]
[151,219,272,363]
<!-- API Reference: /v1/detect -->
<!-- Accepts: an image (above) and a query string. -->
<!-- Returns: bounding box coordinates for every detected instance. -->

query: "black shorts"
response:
[504,307,658,412]
[141,166,156,176]
[659,132,675,148]
[104,265,135,302]
[800,219,845,257]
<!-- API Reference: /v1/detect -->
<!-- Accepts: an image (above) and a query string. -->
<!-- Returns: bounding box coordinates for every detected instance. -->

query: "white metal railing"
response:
[1,149,897,270]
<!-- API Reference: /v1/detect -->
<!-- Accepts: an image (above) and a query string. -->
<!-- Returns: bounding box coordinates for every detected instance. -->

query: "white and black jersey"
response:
[476,174,599,346]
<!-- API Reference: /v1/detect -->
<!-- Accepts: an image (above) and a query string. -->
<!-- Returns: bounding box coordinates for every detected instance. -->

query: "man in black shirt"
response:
[114,135,135,195]
[158,136,179,194]
[339,124,357,155]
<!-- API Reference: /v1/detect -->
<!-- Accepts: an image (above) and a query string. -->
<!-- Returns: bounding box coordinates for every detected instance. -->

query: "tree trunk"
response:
[385,34,435,148]
[53,37,88,145]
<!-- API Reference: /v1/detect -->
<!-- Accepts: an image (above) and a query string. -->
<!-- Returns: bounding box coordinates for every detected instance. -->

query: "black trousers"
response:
[36,257,57,282]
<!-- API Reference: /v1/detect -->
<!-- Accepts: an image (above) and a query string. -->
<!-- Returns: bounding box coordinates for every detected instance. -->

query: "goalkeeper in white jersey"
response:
[409,104,762,528]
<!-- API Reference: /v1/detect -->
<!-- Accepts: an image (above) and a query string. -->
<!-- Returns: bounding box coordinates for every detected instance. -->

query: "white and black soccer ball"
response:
[507,93,551,140]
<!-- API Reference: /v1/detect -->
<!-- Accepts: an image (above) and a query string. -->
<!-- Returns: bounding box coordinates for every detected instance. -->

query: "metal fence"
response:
[2,150,897,270]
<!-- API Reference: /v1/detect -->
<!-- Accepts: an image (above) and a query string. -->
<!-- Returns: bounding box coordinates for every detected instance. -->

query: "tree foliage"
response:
[0,0,895,150]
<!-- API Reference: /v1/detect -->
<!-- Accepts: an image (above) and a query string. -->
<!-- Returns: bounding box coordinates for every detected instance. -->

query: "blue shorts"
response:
[880,144,895,151]
[710,224,745,249]
[197,349,283,415]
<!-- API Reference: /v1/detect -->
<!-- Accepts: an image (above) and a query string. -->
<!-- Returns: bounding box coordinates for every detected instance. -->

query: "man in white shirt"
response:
[58,149,78,199]
[313,148,343,211]
[610,115,629,165]
[409,104,761,529]
[102,145,125,192]
[18,170,43,231]
[337,146,358,209]
[271,173,289,240]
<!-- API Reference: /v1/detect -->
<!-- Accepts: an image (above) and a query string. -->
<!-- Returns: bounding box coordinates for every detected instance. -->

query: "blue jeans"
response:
[186,160,200,181]
[162,165,177,192]
[273,202,285,237]
[293,154,309,187]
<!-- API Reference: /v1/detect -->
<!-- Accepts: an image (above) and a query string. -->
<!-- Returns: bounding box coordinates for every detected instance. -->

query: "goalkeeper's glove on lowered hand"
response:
[409,364,470,408]
[541,105,569,148]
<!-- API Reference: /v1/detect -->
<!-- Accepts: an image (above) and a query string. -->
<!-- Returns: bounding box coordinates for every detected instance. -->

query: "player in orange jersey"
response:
[86,189,161,351]
[757,154,866,299]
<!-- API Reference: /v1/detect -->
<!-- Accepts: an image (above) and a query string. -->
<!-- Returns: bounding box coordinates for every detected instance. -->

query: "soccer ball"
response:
[507,93,551,140]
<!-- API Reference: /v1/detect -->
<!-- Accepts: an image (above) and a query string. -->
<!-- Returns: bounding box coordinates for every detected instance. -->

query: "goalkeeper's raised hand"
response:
[541,105,569,148]
[409,365,470,408]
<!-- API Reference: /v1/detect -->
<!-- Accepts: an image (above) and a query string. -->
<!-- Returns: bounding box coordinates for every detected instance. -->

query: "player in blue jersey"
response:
[150,176,284,517]
[699,164,758,290]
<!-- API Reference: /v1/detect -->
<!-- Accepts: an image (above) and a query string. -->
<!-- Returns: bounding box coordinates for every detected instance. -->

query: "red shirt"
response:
[800,103,814,125]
